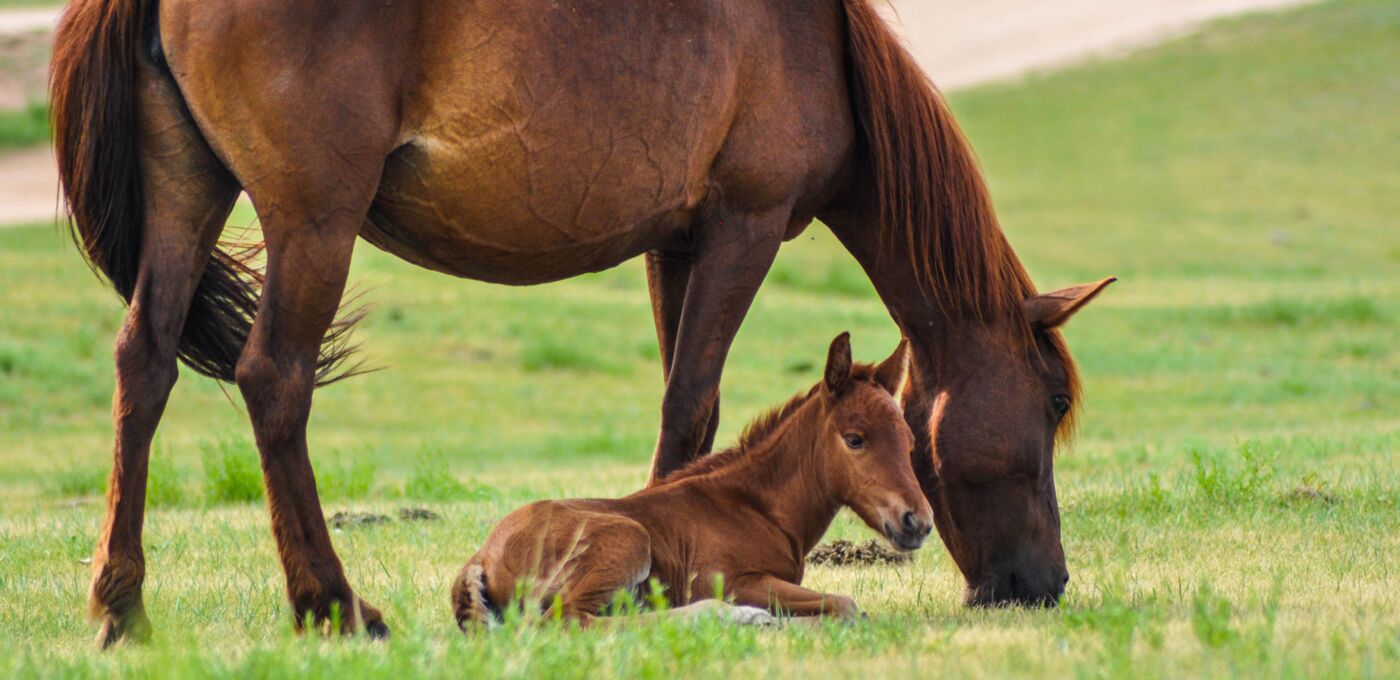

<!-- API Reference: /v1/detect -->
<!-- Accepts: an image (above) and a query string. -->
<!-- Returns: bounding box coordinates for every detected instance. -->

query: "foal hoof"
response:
[725,606,778,627]
[94,606,152,650]
[364,618,391,640]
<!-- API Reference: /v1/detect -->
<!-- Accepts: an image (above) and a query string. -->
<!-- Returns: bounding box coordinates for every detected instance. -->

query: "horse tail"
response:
[51,0,155,305]
[51,0,360,385]
[840,0,1034,318]
[452,563,495,630]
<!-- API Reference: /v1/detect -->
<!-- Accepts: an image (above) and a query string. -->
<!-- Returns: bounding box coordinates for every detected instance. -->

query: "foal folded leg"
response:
[89,65,240,649]
[646,206,790,484]
[235,182,386,637]
[546,516,653,625]
[729,574,861,619]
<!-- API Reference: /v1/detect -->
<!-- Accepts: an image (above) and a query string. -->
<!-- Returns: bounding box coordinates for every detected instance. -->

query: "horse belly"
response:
[366,132,703,285]
[364,1,741,285]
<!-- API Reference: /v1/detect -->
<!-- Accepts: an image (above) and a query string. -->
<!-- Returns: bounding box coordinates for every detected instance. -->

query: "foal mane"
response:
[661,365,886,484]
[843,0,1081,436]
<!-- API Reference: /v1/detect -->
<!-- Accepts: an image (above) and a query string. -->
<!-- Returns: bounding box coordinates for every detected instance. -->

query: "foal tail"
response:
[451,563,495,630]
[50,0,357,384]
[840,0,1034,318]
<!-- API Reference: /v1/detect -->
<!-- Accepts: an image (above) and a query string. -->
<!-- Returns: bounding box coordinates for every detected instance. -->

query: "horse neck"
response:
[705,399,844,556]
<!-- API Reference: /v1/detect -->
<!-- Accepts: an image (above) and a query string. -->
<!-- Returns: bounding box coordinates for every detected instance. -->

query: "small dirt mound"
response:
[808,539,913,567]
[399,507,442,522]
[1282,486,1339,506]
[329,512,391,529]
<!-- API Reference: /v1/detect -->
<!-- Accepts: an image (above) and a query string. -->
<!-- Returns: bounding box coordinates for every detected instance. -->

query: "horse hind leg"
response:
[90,66,239,648]
[226,119,403,636]
[547,517,652,625]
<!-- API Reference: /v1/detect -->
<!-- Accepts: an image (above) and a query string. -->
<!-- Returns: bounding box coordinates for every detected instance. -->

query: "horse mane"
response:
[661,365,889,484]
[842,0,1081,437]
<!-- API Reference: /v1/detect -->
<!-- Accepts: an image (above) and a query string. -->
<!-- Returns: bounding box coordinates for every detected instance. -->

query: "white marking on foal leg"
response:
[722,606,778,627]
[662,600,776,626]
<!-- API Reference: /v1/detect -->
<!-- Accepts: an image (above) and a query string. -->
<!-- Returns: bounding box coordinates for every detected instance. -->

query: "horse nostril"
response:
[901,511,919,533]
[1061,572,1071,588]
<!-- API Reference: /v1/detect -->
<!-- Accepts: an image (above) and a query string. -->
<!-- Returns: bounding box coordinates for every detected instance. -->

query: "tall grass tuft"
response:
[0,102,50,149]
[200,435,264,504]
[317,458,378,501]
[401,453,500,502]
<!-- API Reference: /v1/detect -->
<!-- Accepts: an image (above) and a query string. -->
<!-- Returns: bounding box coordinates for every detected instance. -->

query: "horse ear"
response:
[824,332,853,396]
[1025,277,1117,329]
[873,338,910,397]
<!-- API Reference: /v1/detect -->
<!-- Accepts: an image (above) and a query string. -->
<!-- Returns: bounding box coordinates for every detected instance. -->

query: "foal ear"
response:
[873,338,910,397]
[824,332,854,395]
[1025,277,1117,329]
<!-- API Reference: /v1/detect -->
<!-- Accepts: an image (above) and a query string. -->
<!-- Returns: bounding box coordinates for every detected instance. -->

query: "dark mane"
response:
[843,0,1080,437]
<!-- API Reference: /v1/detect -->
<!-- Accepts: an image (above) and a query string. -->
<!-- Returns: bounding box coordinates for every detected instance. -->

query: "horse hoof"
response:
[94,607,152,650]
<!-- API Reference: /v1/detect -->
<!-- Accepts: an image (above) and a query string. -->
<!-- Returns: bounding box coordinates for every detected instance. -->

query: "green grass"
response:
[1,1,1398,677]
[0,102,50,149]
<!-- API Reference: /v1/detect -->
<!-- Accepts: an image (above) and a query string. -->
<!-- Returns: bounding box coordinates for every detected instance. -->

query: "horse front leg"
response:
[645,207,788,485]
[644,251,720,458]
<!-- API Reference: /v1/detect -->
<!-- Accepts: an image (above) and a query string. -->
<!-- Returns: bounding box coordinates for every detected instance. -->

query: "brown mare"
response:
[453,334,931,627]
[51,0,1114,646]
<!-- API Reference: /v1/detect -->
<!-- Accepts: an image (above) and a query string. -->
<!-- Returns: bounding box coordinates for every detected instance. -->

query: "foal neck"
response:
[705,397,844,555]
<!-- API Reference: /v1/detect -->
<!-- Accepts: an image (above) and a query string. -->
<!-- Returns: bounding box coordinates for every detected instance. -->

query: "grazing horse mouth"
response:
[882,524,928,553]
[964,576,1064,609]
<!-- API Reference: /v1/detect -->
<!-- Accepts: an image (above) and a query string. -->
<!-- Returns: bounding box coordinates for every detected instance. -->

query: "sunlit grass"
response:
[1,1,1398,677]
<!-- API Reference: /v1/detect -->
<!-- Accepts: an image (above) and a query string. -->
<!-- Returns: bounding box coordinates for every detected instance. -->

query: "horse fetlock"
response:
[90,554,152,649]
[88,554,145,620]
[291,590,388,639]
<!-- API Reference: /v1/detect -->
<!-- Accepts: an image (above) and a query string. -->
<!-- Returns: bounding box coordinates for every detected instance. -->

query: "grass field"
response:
[1,1,1397,677]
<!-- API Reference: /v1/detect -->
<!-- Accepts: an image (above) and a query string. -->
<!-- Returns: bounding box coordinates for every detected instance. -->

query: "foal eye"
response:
[1052,396,1072,418]
[843,434,865,450]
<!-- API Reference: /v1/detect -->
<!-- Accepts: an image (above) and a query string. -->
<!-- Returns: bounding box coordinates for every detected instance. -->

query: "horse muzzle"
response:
[883,509,933,552]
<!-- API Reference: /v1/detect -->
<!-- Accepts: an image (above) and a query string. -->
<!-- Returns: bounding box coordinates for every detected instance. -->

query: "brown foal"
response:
[453,334,931,627]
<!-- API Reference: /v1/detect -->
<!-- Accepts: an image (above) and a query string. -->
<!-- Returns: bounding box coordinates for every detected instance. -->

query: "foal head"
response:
[815,333,933,552]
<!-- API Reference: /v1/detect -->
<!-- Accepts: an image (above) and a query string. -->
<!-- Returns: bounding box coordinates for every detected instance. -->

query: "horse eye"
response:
[1052,396,1072,418]
[843,433,865,450]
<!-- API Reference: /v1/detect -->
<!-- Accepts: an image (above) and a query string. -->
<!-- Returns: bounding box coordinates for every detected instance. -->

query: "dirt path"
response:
[0,0,1313,227]
[0,7,58,35]
[886,0,1313,89]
